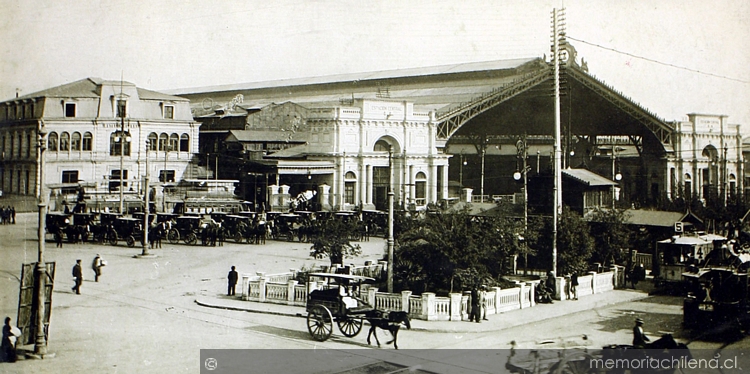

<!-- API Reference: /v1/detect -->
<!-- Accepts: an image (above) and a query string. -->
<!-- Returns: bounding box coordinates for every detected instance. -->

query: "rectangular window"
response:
[159,170,175,183]
[65,103,76,117]
[109,170,128,191]
[117,99,127,118]
[61,170,79,184]
[345,181,355,205]
[25,170,29,195]
[164,105,174,119]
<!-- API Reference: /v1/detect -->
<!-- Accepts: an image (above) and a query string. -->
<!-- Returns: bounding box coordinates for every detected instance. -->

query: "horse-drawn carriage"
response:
[272,213,302,241]
[71,212,98,243]
[110,217,144,247]
[45,212,72,241]
[169,215,202,245]
[305,273,411,348]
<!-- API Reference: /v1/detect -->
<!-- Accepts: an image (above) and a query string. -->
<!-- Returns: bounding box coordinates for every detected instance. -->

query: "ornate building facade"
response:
[0,78,198,211]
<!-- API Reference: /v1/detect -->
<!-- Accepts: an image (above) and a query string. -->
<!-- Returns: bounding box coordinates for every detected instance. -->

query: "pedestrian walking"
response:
[1,317,21,363]
[72,259,83,294]
[227,266,238,296]
[10,207,15,224]
[570,271,579,300]
[55,227,64,248]
[92,254,105,282]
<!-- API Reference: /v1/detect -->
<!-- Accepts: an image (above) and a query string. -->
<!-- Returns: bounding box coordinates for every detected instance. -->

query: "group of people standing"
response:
[0,206,15,225]
[468,285,489,323]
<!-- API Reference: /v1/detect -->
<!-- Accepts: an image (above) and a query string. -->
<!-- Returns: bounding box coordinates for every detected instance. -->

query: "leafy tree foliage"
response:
[587,208,632,267]
[530,207,594,275]
[309,218,362,265]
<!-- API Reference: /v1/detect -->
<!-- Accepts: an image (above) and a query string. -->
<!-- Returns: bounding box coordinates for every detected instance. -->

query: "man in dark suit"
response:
[633,318,650,348]
[227,266,238,296]
[72,259,83,295]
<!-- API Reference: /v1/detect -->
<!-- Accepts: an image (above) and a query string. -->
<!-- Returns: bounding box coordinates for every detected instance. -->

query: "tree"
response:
[309,218,362,266]
[587,208,632,267]
[530,207,594,275]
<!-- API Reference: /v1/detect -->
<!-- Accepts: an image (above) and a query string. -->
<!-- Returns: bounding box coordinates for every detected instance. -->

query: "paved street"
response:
[1,212,748,374]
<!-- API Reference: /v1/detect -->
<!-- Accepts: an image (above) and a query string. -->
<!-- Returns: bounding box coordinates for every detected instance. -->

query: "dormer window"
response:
[163,105,174,119]
[117,99,127,118]
[65,103,76,117]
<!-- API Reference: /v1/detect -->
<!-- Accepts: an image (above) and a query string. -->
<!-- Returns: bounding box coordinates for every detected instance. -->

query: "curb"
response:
[195,291,650,334]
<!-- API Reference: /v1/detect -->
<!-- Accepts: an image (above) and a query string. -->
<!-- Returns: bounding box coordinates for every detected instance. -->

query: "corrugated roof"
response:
[622,209,686,227]
[168,58,540,95]
[227,129,308,143]
[562,168,617,186]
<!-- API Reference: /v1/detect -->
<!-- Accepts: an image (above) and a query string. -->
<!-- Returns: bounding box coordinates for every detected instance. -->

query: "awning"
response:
[562,168,617,186]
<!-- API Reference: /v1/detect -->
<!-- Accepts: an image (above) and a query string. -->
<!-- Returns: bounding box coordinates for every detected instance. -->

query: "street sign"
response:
[17,262,56,346]
[674,222,683,233]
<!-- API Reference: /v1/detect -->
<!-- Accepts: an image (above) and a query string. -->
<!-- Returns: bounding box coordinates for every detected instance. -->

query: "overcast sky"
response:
[1,0,749,130]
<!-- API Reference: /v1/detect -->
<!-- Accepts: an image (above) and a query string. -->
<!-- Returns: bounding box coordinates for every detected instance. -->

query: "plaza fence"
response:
[241,264,626,322]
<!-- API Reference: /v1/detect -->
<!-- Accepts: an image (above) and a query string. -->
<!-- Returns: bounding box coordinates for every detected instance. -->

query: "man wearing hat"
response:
[633,318,650,348]
[92,254,105,282]
[72,259,83,294]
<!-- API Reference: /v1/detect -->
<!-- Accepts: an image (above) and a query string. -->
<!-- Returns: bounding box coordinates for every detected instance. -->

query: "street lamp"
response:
[32,128,52,358]
[387,146,394,293]
[140,140,151,257]
[116,131,131,214]
[514,137,531,275]
[459,153,466,187]
[611,147,622,208]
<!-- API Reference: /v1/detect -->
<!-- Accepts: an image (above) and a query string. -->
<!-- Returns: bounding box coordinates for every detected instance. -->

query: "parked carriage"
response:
[223,215,252,243]
[45,212,72,241]
[71,212,98,242]
[110,217,144,247]
[97,212,122,244]
[169,215,202,245]
[272,213,302,241]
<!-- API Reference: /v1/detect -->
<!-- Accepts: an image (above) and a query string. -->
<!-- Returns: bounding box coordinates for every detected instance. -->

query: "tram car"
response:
[653,232,726,288]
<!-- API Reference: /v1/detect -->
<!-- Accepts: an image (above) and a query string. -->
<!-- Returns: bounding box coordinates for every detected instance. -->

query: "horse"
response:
[365,310,411,350]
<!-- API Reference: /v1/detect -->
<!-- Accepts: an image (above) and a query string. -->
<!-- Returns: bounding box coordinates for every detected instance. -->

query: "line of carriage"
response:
[44,210,388,248]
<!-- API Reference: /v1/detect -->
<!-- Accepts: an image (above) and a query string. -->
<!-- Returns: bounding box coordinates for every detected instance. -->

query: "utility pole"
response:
[139,140,152,258]
[31,128,53,359]
[551,7,566,276]
[387,146,394,293]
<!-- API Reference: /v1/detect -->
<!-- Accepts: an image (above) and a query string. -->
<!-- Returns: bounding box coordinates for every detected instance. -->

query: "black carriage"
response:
[272,213,302,241]
[334,211,362,241]
[362,210,387,238]
[209,211,228,223]
[223,215,252,243]
[305,273,375,342]
[45,212,72,241]
[132,212,156,225]
[111,217,144,247]
[169,216,202,245]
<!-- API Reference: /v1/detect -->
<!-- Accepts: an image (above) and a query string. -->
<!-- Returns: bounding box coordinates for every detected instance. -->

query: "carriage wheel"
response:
[286,232,294,242]
[307,305,333,342]
[337,316,363,337]
[234,231,243,243]
[126,235,136,247]
[167,229,180,244]
[185,233,197,245]
[107,230,118,246]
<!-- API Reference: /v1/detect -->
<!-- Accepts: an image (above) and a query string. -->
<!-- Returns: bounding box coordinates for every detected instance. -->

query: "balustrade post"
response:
[258,276,268,302]
[401,290,412,313]
[518,283,526,309]
[368,287,378,309]
[287,280,298,305]
[307,280,317,295]
[422,292,436,321]
[449,293,462,321]
[526,282,536,307]
[241,274,250,300]
[590,271,598,294]
[491,287,501,314]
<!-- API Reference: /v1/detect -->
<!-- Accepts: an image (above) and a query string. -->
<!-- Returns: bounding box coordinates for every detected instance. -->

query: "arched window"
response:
[148,133,158,151]
[158,133,168,151]
[180,134,189,152]
[71,132,81,151]
[684,173,692,201]
[169,133,179,152]
[729,174,737,197]
[415,172,427,205]
[374,140,391,152]
[82,132,92,151]
[344,171,357,205]
[48,132,58,151]
[59,132,70,151]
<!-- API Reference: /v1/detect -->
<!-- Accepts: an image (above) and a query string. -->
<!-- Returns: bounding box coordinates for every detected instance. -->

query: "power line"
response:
[567,36,750,84]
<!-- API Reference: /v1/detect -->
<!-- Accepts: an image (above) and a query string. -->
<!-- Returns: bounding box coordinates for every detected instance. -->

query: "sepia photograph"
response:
[1,1,749,373]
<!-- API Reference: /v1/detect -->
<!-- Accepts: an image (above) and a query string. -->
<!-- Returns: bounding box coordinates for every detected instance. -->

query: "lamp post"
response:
[611,146,622,208]
[32,128,51,358]
[459,153,466,187]
[480,145,486,203]
[140,140,151,257]
[514,137,531,276]
[723,144,728,205]
[387,146,394,293]
[118,116,130,214]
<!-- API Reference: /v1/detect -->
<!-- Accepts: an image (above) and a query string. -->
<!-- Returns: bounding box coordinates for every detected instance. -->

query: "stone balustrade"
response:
[240,267,622,321]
